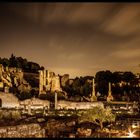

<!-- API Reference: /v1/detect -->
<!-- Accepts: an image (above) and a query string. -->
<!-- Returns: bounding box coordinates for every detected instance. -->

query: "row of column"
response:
[91,79,113,102]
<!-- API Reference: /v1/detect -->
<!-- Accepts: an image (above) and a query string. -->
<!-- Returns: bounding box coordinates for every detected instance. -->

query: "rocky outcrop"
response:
[0,92,20,108]
[0,64,31,93]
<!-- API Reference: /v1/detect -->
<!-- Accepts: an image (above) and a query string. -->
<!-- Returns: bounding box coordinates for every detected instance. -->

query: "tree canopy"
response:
[78,106,116,129]
[62,76,93,98]
[0,54,43,73]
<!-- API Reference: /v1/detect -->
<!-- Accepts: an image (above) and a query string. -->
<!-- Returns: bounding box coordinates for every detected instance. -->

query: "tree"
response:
[95,71,111,95]
[83,81,92,97]
[16,91,33,101]
[26,62,40,73]
[1,54,41,73]
[9,53,18,67]
[78,106,116,130]
[62,76,93,98]
[123,72,136,84]
[112,72,122,84]
[40,66,45,70]
[0,58,10,67]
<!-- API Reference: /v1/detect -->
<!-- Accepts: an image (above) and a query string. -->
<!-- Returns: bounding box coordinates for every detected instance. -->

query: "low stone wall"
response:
[0,123,45,138]
[57,100,104,110]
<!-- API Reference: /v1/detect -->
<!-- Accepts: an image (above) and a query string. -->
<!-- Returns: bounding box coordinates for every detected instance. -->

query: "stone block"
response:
[66,121,76,127]
[7,131,20,138]
[0,128,7,133]
[77,127,92,138]
[69,133,76,138]
[0,128,7,137]
[7,126,17,131]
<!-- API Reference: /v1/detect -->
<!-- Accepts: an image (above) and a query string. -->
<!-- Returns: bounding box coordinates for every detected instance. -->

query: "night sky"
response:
[0,3,140,78]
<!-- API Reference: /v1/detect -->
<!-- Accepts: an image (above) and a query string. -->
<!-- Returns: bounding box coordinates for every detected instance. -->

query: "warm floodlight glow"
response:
[127,129,136,138]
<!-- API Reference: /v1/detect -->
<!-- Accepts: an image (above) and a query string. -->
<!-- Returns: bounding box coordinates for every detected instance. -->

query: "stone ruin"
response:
[39,69,62,95]
[0,64,31,93]
[0,123,45,138]
[19,97,50,114]
[0,92,20,108]
[57,100,104,110]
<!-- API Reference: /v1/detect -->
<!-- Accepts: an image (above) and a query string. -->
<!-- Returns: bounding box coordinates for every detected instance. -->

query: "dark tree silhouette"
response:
[0,54,41,73]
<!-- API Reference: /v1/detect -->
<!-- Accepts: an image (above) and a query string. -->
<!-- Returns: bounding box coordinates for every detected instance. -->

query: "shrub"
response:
[2,111,12,120]
[16,91,33,100]
[11,110,21,120]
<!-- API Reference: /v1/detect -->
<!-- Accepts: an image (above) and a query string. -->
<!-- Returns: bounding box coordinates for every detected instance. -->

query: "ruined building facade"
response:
[0,64,31,93]
[39,69,62,95]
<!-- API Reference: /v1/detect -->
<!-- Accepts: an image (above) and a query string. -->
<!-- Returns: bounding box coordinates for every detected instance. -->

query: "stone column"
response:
[43,70,46,87]
[55,76,61,91]
[39,70,43,95]
[107,82,114,102]
[46,70,51,91]
[55,91,57,110]
[47,70,50,84]
[4,86,9,93]
[5,66,8,72]
[91,78,97,101]
[51,76,62,92]
[43,104,46,115]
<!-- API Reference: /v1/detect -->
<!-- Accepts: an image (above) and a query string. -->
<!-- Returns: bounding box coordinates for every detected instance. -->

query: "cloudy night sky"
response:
[0,3,140,78]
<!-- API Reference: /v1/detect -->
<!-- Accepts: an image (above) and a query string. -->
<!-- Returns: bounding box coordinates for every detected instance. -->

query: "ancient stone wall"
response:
[0,123,45,138]
[57,100,104,110]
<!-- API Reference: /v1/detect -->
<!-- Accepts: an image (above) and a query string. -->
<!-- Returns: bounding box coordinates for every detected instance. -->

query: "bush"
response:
[39,91,66,101]
[0,110,22,121]
[2,111,12,120]
[38,93,48,100]
[16,91,33,101]
[11,110,21,120]
[31,89,39,97]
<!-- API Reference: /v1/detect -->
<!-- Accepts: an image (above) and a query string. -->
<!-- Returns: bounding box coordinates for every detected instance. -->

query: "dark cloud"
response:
[0,3,140,78]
